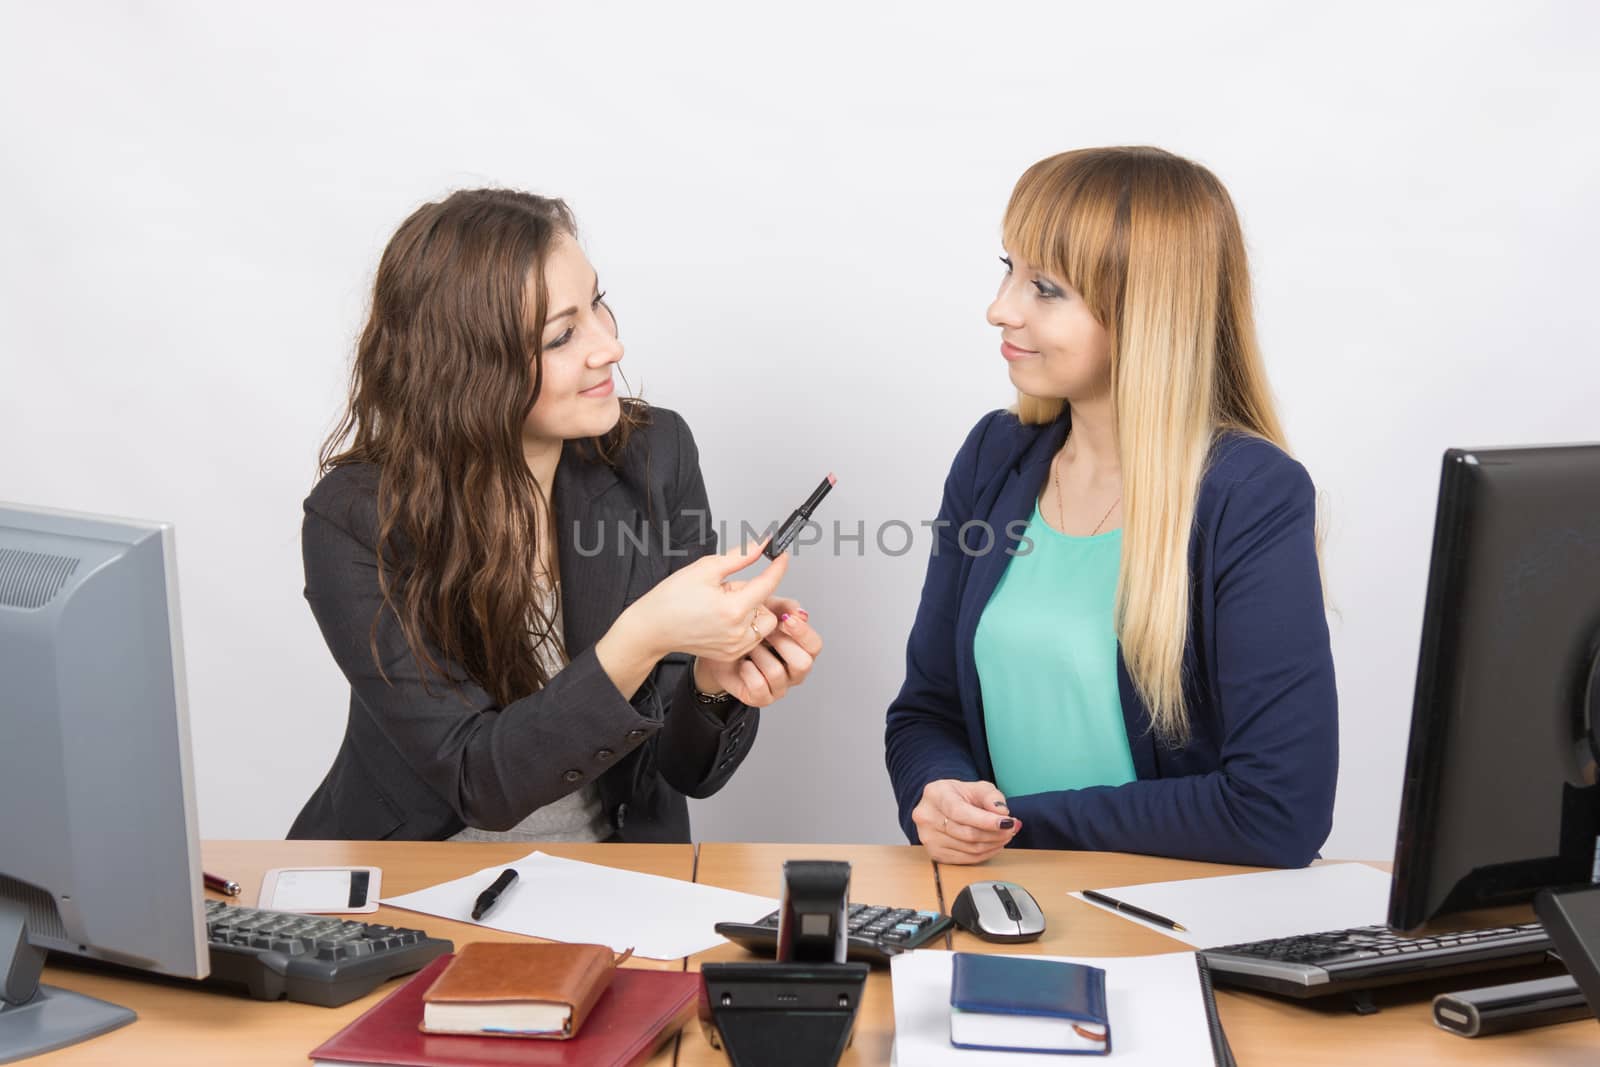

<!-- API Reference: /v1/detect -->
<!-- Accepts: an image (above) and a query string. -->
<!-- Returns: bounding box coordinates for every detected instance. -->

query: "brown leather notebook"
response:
[420,942,631,1039]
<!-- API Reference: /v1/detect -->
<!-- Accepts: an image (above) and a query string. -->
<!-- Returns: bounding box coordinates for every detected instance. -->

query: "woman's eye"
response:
[546,326,574,350]
[999,255,1013,274]
[592,289,607,307]
[1033,280,1062,299]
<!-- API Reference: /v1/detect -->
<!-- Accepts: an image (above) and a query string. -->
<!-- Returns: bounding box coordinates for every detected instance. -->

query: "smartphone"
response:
[260,866,382,914]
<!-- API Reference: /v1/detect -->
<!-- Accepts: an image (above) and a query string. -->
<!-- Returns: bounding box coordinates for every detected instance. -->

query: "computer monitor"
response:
[1388,444,1600,932]
[0,503,207,1061]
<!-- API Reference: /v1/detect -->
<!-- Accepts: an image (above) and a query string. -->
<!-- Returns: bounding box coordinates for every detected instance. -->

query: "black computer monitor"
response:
[0,504,207,1060]
[1388,445,1600,932]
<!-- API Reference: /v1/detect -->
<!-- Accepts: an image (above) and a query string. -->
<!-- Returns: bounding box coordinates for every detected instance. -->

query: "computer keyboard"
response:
[1202,920,1553,1000]
[202,899,452,1006]
[715,902,953,965]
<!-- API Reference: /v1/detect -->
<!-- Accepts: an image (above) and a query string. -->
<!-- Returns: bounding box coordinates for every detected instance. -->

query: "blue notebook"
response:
[949,952,1111,1055]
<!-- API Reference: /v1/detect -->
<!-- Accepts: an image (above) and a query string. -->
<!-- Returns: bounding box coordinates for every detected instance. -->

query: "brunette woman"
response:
[291,190,821,842]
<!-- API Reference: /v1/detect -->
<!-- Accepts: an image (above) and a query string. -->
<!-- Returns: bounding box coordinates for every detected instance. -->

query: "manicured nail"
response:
[798,610,809,620]
[999,818,1015,830]
[779,613,790,622]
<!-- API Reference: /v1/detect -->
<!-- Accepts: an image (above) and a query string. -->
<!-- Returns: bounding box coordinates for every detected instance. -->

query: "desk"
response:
[38,841,690,1067]
[33,841,1600,1065]
[941,853,1599,1066]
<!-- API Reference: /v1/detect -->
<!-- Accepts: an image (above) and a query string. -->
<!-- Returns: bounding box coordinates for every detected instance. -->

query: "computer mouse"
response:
[950,880,1047,942]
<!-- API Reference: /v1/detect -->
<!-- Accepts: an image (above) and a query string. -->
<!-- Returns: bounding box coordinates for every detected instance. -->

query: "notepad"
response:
[1070,862,1391,948]
[950,953,1110,1054]
[421,942,624,1038]
[892,950,1216,1066]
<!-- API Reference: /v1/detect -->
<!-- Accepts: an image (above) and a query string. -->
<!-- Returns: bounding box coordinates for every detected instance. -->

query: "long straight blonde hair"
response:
[1004,147,1294,744]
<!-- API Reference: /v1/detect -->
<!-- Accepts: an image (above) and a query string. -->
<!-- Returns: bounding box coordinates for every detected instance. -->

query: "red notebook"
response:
[309,955,700,1067]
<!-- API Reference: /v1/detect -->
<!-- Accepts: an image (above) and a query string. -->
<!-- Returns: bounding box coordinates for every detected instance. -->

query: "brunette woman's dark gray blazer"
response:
[288,407,756,842]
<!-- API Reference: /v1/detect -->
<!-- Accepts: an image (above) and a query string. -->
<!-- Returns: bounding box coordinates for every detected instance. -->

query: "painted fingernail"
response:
[999,818,1015,830]
[779,613,790,622]
[798,610,809,620]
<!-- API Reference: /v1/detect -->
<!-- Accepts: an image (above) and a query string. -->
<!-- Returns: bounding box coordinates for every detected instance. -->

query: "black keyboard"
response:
[202,900,452,1006]
[715,903,953,965]
[1202,921,1553,1000]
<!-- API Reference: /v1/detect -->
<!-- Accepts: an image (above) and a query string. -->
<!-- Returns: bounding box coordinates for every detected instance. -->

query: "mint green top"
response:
[973,501,1136,796]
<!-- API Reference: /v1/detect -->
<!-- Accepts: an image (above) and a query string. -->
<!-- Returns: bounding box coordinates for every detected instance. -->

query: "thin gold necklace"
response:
[1054,451,1120,536]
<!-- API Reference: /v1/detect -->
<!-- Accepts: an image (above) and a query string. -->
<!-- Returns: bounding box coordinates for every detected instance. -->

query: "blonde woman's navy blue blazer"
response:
[884,410,1338,867]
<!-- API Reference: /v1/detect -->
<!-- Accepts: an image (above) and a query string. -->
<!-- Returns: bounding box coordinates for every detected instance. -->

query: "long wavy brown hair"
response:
[321,189,646,705]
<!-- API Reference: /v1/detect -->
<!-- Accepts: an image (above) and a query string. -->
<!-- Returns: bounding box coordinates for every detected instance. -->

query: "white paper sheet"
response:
[890,950,1216,1065]
[380,850,777,959]
[1070,862,1391,948]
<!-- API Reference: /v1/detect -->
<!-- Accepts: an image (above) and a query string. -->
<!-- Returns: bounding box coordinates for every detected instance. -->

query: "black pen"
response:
[472,868,519,921]
[1081,889,1188,932]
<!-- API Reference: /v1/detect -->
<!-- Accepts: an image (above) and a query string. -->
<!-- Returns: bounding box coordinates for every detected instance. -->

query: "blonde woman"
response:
[884,147,1337,867]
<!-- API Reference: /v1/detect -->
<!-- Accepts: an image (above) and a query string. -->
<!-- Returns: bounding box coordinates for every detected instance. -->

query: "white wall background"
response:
[2,2,1596,860]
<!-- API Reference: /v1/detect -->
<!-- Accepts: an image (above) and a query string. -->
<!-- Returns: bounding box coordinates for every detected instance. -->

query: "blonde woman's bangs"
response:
[1003,156,1126,427]
[1002,153,1129,332]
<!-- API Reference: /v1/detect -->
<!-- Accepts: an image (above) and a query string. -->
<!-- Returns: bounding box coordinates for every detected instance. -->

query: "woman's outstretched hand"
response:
[597,538,794,699]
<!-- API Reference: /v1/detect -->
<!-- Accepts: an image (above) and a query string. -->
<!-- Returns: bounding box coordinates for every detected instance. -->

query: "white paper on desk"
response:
[380,850,777,959]
[891,950,1214,1065]
[1070,862,1391,948]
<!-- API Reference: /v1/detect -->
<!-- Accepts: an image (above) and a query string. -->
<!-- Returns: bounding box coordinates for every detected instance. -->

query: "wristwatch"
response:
[691,658,735,705]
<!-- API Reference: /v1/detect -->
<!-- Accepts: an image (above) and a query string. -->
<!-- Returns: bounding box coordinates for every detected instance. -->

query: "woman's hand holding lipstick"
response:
[596,538,789,700]
[680,469,831,705]
[640,538,792,658]
[693,594,822,707]
[596,536,822,709]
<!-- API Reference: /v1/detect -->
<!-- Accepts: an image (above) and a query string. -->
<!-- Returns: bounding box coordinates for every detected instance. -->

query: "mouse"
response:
[950,880,1047,942]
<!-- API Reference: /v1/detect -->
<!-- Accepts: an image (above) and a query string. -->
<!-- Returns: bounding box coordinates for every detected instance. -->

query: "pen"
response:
[1081,889,1187,932]
[472,868,519,921]
[203,871,241,896]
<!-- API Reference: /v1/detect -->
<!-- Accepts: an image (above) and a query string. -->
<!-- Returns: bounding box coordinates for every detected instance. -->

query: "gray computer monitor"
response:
[0,503,207,1061]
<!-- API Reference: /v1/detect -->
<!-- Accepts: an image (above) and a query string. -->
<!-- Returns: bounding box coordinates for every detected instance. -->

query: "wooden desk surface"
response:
[940,851,1600,1066]
[37,841,691,1067]
[32,841,1600,1065]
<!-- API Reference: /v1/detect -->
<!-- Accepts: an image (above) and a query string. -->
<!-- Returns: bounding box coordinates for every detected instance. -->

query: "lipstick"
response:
[765,474,837,559]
